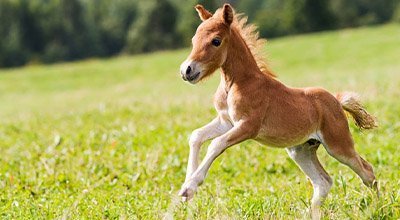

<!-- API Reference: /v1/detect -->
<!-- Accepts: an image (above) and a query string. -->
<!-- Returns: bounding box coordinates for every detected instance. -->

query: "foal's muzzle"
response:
[180,60,202,84]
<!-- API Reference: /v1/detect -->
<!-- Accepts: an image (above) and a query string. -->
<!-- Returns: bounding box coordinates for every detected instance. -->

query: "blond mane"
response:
[231,14,276,77]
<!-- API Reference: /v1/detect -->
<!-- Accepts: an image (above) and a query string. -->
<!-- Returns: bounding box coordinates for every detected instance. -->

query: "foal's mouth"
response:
[186,72,201,83]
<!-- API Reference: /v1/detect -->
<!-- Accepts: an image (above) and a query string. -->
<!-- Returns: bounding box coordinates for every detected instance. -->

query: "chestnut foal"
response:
[179,4,377,219]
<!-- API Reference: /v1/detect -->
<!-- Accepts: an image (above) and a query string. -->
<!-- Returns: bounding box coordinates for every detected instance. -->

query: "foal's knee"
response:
[189,129,203,148]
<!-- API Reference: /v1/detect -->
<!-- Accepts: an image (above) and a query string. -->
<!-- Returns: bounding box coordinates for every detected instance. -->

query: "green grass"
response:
[0,24,400,219]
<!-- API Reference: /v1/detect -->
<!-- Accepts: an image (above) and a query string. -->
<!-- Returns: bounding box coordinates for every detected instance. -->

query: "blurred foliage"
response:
[255,0,335,37]
[0,0,398,68]
[126,0,179,53]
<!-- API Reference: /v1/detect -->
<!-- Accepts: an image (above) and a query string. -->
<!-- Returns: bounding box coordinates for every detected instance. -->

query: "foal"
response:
[179,4,377,219]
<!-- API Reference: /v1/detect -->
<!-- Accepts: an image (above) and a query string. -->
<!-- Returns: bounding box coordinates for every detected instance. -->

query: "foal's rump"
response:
[305,88,377,151]
[305,88,376,131]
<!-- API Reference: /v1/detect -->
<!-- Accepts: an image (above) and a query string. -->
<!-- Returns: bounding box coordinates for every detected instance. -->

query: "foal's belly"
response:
[255,134,310,148]
[254,123,317,148]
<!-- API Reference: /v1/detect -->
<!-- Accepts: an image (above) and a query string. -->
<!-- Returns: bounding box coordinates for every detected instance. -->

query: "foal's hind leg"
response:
[320,123,377,190]
[286,141,332,220]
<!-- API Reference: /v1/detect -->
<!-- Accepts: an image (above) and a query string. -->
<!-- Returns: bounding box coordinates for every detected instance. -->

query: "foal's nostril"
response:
[186,66,191,75]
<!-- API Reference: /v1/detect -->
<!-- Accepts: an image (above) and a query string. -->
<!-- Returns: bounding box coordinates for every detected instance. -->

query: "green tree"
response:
[83,0,137,56]
[126,0,179,53]
[0,0,29,67]
[255,0,334,38]
[0,0,398,68]
[174,0,219,46]
[329,0,396,27]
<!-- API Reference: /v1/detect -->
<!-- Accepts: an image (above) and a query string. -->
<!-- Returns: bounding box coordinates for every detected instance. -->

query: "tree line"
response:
[0,0,399,68]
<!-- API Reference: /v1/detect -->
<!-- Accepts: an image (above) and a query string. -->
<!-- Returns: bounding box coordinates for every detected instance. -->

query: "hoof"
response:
[178,181,197,201]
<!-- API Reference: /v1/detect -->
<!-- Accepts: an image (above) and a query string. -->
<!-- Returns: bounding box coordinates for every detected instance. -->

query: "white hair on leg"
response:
[286,142,332,220]
[185,117,232,182]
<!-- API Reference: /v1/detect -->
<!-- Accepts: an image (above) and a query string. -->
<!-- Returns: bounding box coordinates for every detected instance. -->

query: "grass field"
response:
[0,24,399,219]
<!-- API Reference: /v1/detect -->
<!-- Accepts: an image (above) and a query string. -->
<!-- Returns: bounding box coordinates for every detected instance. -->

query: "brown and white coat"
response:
[178,4,377,219]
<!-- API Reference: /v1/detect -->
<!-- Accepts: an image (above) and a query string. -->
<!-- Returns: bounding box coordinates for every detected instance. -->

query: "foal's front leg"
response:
[185,117,232,182]
[179,123,256,201]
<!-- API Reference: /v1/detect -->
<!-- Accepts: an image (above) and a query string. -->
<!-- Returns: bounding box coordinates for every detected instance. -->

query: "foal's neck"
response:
[221,28,269,89]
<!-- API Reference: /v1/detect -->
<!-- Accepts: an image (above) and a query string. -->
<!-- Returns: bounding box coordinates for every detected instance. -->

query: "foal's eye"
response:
[211,38,221,47]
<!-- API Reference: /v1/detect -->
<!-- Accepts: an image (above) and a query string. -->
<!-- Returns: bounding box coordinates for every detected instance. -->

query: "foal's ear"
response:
[195,4,212,21]
[222,4,233,25]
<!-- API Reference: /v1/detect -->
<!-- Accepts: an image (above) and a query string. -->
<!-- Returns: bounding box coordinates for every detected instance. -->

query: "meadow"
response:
[0,24,399,219]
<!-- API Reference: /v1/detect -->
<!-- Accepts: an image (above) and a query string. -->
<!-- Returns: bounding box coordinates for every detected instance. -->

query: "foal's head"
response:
[180,4,234,84]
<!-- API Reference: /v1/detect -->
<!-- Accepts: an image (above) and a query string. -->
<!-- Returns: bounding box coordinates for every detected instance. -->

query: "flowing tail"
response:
[336,92,377,130]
